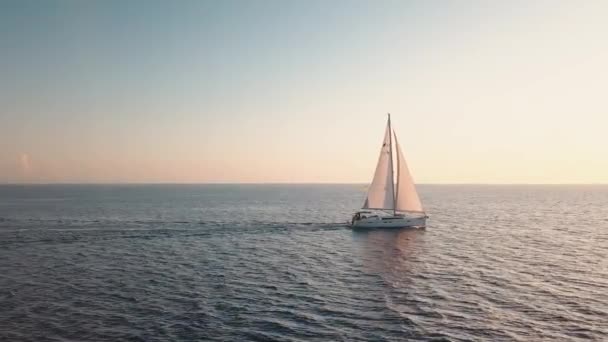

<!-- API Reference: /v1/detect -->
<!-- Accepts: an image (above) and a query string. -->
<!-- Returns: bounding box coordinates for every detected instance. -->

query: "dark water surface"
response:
[1,184,607,341]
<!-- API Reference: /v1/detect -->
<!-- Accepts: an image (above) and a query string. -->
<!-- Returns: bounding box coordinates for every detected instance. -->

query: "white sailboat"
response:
[351,114,428,229]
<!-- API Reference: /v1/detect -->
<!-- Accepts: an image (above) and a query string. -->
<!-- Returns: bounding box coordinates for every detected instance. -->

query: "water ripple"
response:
[1,185,607,341]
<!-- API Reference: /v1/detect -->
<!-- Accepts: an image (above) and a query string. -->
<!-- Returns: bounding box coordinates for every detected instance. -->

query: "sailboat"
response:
[351,114,428,229]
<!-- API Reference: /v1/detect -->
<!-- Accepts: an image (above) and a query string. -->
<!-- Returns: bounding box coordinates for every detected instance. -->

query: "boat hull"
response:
[351,215,426,229]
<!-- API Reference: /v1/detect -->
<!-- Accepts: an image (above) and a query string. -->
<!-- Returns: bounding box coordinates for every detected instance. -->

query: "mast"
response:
[395,129,400,215]
[387,113,396,215]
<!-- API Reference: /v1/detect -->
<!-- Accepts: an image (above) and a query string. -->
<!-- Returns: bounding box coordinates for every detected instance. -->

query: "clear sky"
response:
[1,0,607,184]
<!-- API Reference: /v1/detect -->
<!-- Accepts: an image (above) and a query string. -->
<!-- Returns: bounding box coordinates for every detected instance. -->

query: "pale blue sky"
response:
[1,0,607,183]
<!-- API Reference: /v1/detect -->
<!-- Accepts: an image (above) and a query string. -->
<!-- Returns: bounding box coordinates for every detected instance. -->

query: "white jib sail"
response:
[394,133,424,213]
[362,122,395,210]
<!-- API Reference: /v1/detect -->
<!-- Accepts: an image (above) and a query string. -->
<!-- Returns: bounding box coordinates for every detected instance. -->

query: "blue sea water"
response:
[1,184,607,341]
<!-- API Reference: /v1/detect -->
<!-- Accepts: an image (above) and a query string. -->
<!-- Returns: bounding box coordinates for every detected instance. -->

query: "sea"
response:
[1,184,607,341]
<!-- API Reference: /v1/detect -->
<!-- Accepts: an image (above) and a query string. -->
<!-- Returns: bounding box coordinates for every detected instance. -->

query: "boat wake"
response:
[0,217,348,230]
[0,218,349,247]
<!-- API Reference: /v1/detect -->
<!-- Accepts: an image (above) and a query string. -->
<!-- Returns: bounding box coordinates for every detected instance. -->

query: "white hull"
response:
[351,215,426,229]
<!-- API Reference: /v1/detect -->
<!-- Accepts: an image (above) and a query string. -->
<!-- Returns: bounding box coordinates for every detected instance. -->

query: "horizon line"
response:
[1,182,607,186]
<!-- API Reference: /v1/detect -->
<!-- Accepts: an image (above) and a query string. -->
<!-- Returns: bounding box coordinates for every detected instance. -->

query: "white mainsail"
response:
[362,122,395,210]
[362,116,424,214]
[394,134,424,213]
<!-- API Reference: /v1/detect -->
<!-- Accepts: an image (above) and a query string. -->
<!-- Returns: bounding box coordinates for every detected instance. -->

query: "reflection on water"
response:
[350,228,434,339]
[353,228,426,286]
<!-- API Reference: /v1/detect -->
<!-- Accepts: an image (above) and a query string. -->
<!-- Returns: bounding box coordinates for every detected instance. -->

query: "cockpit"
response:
[351,211,376,224]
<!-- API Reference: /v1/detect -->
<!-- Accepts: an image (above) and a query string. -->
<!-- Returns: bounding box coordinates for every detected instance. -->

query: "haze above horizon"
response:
[2,0,607,184]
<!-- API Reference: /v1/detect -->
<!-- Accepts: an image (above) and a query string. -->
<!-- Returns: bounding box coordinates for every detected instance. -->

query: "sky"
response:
[1,0,607,184]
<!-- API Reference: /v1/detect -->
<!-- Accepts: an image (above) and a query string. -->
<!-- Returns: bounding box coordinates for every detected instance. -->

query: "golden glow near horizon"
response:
[1,1,608,184]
